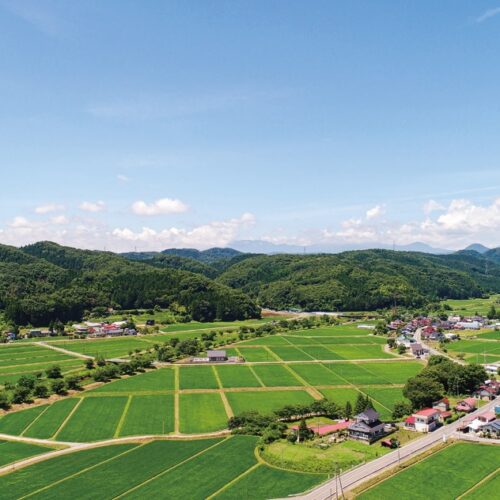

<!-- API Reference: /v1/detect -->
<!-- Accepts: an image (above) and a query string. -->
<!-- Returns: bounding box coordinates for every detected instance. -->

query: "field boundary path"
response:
[294,396,500,500]
[38,342,93,360]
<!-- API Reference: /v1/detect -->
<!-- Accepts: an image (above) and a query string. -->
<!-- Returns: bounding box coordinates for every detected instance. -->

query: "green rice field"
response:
[0,440,55,468]
[359,443,500,499]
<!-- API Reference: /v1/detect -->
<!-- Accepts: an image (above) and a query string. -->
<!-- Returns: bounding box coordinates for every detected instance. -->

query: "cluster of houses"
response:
[71,321,137,338]
[403,379,500,435]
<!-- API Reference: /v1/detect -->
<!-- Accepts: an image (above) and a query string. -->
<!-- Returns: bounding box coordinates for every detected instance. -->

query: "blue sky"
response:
[1,0,500,251]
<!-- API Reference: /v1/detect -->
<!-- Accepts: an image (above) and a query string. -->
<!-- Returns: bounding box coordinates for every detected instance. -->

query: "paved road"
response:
[414,328,466,365]
[296,396,500,499]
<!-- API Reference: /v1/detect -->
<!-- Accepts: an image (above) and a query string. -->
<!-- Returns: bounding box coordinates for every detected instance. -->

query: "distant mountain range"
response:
[229,240,453,255]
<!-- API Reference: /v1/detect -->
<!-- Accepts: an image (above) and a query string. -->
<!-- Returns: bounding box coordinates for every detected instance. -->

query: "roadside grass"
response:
[179,366,219,390]
[226,390,314,416]
[122,436,258,499]
[0,440,55,468]
[179,393,228,433]
[24,399,79,439]
[56,396,128,442]
[0,444,137,499]
[89,368,175,393]
[119,395,175,436]
[214,464,326,499]
[358,443,500,499]
[251,364,304,387]
[214,365,261,388]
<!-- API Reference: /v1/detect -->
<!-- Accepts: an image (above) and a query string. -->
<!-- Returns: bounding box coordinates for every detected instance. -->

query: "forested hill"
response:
[0,242,260,326]
[215,250,500,311]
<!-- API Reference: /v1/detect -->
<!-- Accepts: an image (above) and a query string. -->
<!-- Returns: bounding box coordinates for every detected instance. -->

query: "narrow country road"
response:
[295,396,500,499]
[38,342,93,360]
[414,328,466,365]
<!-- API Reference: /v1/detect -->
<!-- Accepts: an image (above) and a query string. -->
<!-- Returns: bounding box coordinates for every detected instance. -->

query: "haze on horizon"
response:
[1,0,500,252]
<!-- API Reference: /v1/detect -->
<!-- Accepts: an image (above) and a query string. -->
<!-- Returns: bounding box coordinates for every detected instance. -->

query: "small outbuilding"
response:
[207,350,228,362]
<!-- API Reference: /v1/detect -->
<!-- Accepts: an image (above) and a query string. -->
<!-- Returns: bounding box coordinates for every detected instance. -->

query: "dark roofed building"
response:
[348,408,386,443]
[207,350,227,362]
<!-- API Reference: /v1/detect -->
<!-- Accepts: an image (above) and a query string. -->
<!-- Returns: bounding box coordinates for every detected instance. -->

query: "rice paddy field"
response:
[358,443,500,499]
[0,436,325,500]
[0,343,83,386]
[442,294,500,316]
[0,440,56,468]
[0,324,425,443]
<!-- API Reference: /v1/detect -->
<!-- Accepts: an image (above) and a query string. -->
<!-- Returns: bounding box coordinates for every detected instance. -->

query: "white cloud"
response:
[366,205,385,220]
[50,215,69,225]
[80,201,106,213]
[112,213,255,250]
[131,198,189,216]
[476,7,500,23]
[117,174,129,182]
[3,0,61,37]
[35,203,65,214]
[423,199,445,215]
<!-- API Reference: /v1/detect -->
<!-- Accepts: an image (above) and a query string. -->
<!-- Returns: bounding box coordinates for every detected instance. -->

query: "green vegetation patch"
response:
[289,364,347,386]
[359,443,500,499]
[179,366,219,390]
[226,390,314,416]
[215,464,325,499]
[463,471,500,499]
[319,388,363,407]
[0,444,137,499]
[215,365,261,388]
[237,347,274,362]
[90,368,175,393]
[179,393,228,433]
[56,396,128,442]
[0,405,48,436]
[124,436,258,499]
[251,364,303,387]
[25,439,221,500]
[24,398,79,439]
[269,346,314,361]
[0,440,54,468]
[119,395,174,436]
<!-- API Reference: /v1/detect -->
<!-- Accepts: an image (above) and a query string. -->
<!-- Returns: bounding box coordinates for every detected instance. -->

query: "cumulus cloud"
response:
[80,201,106,212]
[131,198,189,216]
[113,212,255,249]
[35,203,65,214]
[0,212,256,252]
[423,199,445,215]
[366,205,385,220]
[117,174,129,182]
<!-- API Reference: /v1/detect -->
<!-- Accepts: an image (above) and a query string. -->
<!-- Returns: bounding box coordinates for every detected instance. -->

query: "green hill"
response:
[0,242,260,326]
[216,250,500,311]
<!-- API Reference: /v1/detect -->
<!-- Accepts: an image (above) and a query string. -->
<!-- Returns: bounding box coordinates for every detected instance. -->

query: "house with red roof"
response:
[455,398,477,413]
[405,408,440,432]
